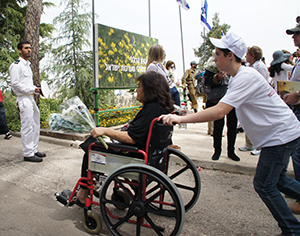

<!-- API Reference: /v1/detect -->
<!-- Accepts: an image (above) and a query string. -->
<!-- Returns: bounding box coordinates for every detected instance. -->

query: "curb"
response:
[12,132,82,148]
[11,131,295,177]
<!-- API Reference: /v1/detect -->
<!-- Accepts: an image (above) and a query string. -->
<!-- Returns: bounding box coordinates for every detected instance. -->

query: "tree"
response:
[194,13,231,70]
[0,0,26,87]
[0,0,54,89]
[24,0,43,104]
[44,0,96,107]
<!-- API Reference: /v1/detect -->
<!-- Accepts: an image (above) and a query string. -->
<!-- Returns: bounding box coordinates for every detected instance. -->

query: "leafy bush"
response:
[3,92,20,131]
[96,106,142,127]
[39,98,61,129]
[3,92,60,131]
[3,91,137,131]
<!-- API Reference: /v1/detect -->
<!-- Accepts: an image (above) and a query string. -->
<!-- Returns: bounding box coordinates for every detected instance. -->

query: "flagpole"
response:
[203,26,206,46]
[148,0,151,37]
[92,0,100,125]
[178,6,187,103]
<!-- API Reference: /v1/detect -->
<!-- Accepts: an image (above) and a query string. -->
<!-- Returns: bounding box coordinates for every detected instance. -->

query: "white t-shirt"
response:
[251,60,269,82]
[147,62,175,88]
[271,63,294,91]
[220,66,300,149]
[290,59,300,81]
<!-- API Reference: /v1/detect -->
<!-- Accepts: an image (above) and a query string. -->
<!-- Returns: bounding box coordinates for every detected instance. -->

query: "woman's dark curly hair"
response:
[269,62,284,78]
[137,72,174,113]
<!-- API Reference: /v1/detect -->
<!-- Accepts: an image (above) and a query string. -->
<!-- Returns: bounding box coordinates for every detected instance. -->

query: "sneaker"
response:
[4,132,12,140]
[238,145,254,152]
[251,149,261,156]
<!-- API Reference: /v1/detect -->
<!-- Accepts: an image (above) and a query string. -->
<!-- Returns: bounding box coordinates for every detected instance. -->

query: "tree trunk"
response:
[24,0,42,104]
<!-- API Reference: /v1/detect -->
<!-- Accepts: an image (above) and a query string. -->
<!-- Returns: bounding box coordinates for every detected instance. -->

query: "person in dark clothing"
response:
[76,71,174,205]
[204,67,240,162]
[0,90,12,139]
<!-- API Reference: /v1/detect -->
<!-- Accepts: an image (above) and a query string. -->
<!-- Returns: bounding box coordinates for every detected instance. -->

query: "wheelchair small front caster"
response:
[82,210,102,234]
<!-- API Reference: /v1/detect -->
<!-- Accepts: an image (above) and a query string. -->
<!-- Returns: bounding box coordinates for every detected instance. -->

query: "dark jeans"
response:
[292,106,300,182]
[0,102,9,135]
[206,100,238,153]
[254,137,300,236]
[170,86,180,106]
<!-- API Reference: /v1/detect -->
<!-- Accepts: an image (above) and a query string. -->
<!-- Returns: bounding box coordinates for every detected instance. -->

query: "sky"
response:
[41,0,300,77]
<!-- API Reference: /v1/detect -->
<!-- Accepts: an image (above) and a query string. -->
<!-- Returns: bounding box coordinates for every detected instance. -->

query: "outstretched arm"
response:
[159,102,234,126]
[91,127,136,145]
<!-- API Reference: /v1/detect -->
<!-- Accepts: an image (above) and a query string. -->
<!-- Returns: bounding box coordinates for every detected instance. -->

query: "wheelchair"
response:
[55,118,201,235]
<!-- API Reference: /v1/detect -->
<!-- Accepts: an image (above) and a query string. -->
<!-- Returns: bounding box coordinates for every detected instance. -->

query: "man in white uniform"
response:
[9,41,46,162]
[160,32,300,236]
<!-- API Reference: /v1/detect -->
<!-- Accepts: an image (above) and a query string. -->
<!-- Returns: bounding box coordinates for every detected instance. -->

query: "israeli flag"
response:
[176,0,190,10]
[201,0,211,30]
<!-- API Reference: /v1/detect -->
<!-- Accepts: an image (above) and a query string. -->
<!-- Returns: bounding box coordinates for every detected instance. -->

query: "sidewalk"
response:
[12,121,295,177]
[172,122,294,176]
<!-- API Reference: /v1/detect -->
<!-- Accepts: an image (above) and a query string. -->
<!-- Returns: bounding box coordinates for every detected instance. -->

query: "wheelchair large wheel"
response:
[82,210,102,234]
[99,164,185,236]
[166,148,201,212]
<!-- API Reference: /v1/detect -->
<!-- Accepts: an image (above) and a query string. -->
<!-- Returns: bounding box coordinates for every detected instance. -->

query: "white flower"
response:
[204,56,219,74]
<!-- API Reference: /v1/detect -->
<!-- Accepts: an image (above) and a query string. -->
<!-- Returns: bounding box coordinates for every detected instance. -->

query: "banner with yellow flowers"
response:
[97,24,158,88]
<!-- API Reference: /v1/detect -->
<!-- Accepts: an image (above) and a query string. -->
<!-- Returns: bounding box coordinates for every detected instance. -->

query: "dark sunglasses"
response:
[170,66,175,69]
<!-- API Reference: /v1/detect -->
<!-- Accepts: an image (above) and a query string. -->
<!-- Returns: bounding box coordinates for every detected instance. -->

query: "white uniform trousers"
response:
[18,96,40,157]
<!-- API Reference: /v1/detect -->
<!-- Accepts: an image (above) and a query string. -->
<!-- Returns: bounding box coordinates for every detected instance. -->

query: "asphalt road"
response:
[0,136,299,236]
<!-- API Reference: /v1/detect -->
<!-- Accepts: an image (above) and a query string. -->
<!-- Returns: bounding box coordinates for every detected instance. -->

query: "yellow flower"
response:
[108,50,114,56]
[108,76,114,83]
[108,28,114,36]
[111,42,116,48]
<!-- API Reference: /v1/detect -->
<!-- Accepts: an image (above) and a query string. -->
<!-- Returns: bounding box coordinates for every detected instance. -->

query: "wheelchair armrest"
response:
[94,139,140,152]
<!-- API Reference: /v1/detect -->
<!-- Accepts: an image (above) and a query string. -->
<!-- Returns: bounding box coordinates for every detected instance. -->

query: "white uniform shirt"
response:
[271,63,294,91]
[220,66,300,149]
[290,59,300,81]
[9,57,36,102]
[147,62,175,88]
[251,60,269,82]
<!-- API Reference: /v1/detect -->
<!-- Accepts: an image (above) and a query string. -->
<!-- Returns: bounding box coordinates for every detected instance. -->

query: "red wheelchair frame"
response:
[55,118,201,235]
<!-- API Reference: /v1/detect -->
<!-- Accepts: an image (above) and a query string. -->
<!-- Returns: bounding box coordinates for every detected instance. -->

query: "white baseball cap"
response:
[209,32,247,59]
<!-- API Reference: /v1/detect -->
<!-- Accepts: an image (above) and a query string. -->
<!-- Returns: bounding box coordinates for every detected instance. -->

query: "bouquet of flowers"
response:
[204,56,219,74]
[48,96,107,148]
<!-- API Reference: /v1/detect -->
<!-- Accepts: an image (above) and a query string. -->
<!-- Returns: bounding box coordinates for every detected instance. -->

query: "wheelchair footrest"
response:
[55,190,75,207]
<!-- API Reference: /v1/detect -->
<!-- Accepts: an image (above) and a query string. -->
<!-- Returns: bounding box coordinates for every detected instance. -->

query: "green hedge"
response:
[3,92,60,131]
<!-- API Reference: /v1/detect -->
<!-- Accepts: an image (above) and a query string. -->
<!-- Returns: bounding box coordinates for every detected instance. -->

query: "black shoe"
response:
[212,149,221,161]
[4,132,12,139]
[236,127,244,133]
[24,156,43,162]
[228,152,240,162]
[35,152,46,158]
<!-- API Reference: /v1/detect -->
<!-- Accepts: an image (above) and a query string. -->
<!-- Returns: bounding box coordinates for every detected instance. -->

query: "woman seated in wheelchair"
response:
[76,71,174,206]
